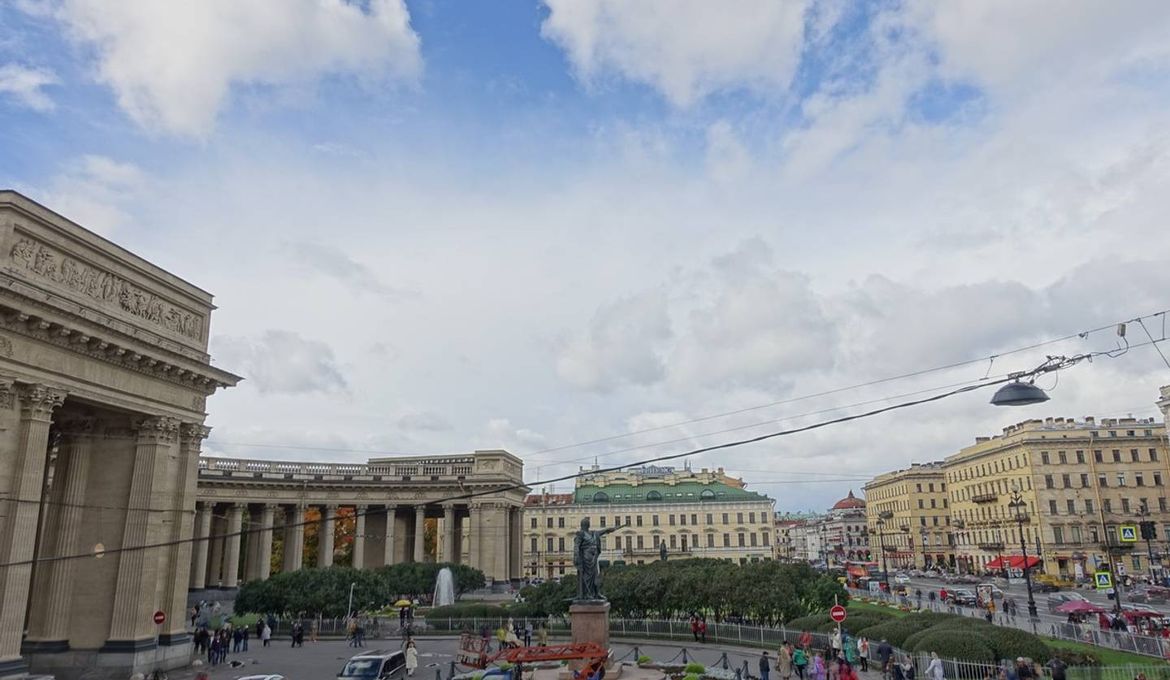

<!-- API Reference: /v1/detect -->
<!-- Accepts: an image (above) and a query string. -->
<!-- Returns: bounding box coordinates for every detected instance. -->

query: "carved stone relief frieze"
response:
[9,237,205,341]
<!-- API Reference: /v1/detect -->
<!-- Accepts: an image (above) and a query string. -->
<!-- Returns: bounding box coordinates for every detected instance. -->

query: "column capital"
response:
[134,415,180,444]
[179,422,211,449]
[16,383,66,420]
[0,376,14,409]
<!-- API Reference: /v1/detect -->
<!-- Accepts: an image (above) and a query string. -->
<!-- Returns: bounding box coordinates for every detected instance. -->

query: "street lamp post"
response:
[1137,502,1157,581]
[920,529,929,570]
[876,517,890,592]
[1008,486,1038,621]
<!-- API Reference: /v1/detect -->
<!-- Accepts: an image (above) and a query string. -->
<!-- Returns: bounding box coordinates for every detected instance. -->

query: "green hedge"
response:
[909,630,995,663]
[975,626,1050,663]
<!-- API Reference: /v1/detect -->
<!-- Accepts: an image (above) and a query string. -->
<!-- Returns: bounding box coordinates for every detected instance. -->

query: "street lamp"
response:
[920,528,929,570]
[1008,485,1039,621]
[876,517,890,592]
[1137,501,1157,581]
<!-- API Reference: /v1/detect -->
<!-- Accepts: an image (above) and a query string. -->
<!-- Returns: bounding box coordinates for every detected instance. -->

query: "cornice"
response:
[0,296,239,395]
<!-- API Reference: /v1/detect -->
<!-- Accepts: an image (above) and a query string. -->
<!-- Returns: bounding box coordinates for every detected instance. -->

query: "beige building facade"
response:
[522,466,775,578]
[193,450,528,587]
[864,463,954,571]
[946,415,1170,579]
[0,191,240,679]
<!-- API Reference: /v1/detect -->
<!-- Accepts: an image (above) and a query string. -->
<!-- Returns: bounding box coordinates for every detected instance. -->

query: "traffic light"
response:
[1140,521,1157,540]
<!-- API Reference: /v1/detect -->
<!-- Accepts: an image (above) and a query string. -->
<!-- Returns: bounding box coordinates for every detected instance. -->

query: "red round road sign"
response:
[829,605,847,623]
[153,610,166,625]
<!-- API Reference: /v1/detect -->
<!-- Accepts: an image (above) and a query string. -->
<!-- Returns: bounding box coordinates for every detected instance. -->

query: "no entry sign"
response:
[830,605,847,623]
[153,610,166,625]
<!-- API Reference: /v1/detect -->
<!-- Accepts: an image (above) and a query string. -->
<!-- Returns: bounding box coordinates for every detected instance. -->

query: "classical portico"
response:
[0,192,239,680]
[193,450,528,585]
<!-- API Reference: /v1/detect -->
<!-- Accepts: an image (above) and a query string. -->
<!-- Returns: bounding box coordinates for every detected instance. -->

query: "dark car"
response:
[1046,592,1091,613]
[946,589,978,606]
[339,650,407,680]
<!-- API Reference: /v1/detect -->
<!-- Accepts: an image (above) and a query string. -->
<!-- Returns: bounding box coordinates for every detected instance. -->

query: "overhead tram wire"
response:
[0,347,1119,572]
[206,309,1170,463]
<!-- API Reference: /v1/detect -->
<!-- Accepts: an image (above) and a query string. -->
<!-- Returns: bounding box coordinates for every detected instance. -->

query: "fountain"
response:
[433,566,456,607]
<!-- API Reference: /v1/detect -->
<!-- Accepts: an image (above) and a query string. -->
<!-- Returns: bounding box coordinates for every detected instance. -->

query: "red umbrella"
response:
[1055,600,1105,614]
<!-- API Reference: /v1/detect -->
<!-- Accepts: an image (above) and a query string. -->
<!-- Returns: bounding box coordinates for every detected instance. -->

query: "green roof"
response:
[574,481,769,505]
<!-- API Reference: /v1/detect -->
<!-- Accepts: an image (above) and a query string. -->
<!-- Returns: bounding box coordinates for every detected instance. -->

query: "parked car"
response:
[923,569,941,578]
[1127,587,1170,605]
[947,589,978,606]
[1046,592,1091,613]
[339,650,408,680]
[894,573,912,584]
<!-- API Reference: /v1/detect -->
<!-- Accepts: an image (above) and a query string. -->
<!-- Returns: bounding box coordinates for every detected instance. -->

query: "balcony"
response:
[970,493,998,504]
[978,542,1005,551]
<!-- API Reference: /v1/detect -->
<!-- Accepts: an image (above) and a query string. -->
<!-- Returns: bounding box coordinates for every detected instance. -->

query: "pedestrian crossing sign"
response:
[1119,525,1138,543]
[1095,571,1113,590]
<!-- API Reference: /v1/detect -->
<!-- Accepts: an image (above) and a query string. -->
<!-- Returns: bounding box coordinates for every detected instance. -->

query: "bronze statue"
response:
[573,517,621,601]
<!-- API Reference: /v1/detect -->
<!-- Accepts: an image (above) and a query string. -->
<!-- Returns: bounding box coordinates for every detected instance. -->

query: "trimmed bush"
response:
[855,617,937,647]
[974,626,1050,663]
[684,674,701,680]
[909,630,995,663]
[637,656,653,666]
[685,663,706,674]
[787,615,828,631]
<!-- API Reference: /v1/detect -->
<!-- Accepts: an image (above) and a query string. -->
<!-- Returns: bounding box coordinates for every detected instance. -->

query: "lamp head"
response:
[990,380,1050,406]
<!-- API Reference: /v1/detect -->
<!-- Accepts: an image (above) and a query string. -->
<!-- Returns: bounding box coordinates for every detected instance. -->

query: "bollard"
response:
[734,669,742,680]
[448,661,457,680]
[434,669,442,680]
[682,649,689,664]
[720,653,730,670]
[633,647,641,663]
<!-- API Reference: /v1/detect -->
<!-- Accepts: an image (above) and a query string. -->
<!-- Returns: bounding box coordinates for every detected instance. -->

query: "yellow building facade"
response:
[522,466,776,579]
[864,462,954,570]
[946,416,1169,579]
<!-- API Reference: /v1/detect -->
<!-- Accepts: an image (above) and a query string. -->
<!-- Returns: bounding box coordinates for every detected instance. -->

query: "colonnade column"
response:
[318,505,336,568]
[467,503,481,571]
[0,384,65,674]
[383,506,397,566]
[257,505,274,580]
[22,413,92,652]
[283,505,304,573]
[413,508,426,562]
[352,506,367,569]
[207,512,224,585]
[161,423,208,644]
[509,506,523,582]
[104,416,179,649]
[443,505,457,563]
[190,503,212,588]
[222,504,244,588]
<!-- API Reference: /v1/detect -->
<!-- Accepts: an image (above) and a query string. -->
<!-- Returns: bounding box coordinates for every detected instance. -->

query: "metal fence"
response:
[847,588,1170,660]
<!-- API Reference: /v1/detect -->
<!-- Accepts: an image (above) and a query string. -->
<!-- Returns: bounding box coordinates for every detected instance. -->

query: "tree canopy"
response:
[235,562,485,617]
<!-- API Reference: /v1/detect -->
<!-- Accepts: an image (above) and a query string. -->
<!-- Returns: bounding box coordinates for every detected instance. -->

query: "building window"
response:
[930,499,937,509]
[531,518,537,529]
[707,533,714,548]
[1048,500,1058,515]
[1117,473,1126,487]
[723,533,730,547]
[1085,499,1094,514]
[624,535,632,551]
[547,538,554,552]
[1066,499,1075,514]
[1131,449,1140,462]
[918,499,924,509]
[669,515,675,526]
[559,537,566,552]
[647,491,662,501]
[1061,474,1071,488]
[559,517,565,528]
[593,491,609,503]
[1113,450,1122,463]
[670,535,677,549]
[762,532,770,546]
[1080,473,1089,488]
[1103,499,1112,513]
[530,537,538,553]
[1041,452,1050,464]
[1044,475,1054,489]
[679,514,686,526]
[653,535,660,547]
[1150,448,1159,462]
[547,517,553,528]
[916,483,922,492]
[722,513,729,524]
[1160,498,1168,512]
[652,515,659,526]
[1071,526,1082,543]
[1098,474,1108,488]
[1094,450,1103,463]
[1076,450,1085,464]
[706,513,713,524]
[637,535,644,549]
[737,512,744,524]
[1053,527,1064,543]
[1122,498,1131,513]
[1155,472,1164,486]
[1058,451,1067,464]
[1136,474,1145,487]
[599,516,606,527]
[738,533,746,547]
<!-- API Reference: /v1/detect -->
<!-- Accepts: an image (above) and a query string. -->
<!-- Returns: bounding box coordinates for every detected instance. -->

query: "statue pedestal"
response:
[569,600,610,670]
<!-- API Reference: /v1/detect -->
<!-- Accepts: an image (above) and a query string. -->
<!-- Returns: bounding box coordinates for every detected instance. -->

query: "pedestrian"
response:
[537,624,548,647]
[831,629,842,657]
[311,619,319,643]
[356,623,366,647]
[241,625,249,652]
[261,623,271,647]
[856,637,869,672]
[928,591,937,610]
[901,656,915,680]
[812,652,826,680]
[793,646,808,680]
[232,627,242,653]
[926,653,944,680]
[524,621,533,646]
[1044,656,1066,680]
[760,652,772,680]
[691,616,700,642]
[699,618,708,643]
[876,639,893,678]
[915,589,923,610]
[778,641,794,680]
[405,640,418,677]
[348,618,358,647]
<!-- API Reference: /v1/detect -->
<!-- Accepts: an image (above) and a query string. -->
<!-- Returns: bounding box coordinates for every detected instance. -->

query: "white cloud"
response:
[556,289,673,393]
[397,411,453,433]
[213,330,347,395]
[286,242,417,299]
[25,155,147,236]
[541,0,809,106]
[38,0,421,136]
[0,63,58,111]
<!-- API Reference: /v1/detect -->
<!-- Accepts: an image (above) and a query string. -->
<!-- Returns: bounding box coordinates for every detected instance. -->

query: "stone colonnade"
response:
[0,383,212,678]
[190,500,525,585]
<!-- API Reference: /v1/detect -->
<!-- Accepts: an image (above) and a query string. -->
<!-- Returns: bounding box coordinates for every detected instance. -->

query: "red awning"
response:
[985,555,1040,570]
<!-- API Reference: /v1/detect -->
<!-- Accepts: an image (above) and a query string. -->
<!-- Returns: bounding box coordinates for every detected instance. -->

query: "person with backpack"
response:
[793,646,809,680]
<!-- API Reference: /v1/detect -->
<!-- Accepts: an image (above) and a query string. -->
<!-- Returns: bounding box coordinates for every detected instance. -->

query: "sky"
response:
[3,0,1170,512]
